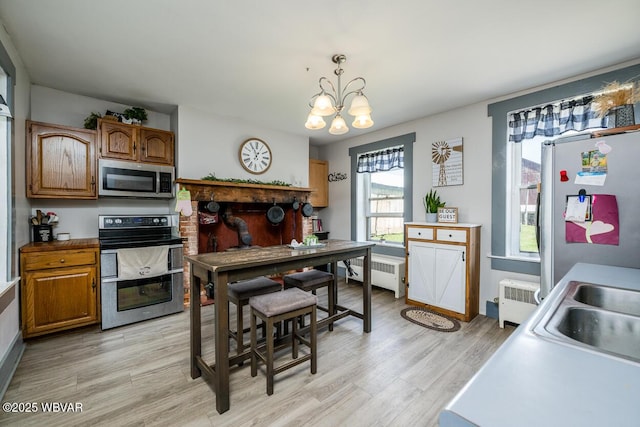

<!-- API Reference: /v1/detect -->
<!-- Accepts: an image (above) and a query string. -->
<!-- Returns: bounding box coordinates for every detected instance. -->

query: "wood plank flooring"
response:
[1,279,514,426]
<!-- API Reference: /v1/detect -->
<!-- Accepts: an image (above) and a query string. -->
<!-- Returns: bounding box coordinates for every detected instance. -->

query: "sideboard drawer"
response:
[436,228,467,243]
[407,227,434,240]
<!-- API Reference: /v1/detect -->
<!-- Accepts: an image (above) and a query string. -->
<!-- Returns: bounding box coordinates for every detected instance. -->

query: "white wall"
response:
[176,105,309,186]
[319,101,539,314]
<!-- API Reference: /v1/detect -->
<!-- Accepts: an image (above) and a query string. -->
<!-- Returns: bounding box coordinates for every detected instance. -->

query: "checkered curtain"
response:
[508,96,606,142]
[356,146,404,173]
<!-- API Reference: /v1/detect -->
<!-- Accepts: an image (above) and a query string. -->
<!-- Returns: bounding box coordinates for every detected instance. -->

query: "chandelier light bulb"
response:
[352,113,374,129]
[329,115,349,135]
[305,113,326,130]
[312,94,335,116]
[347,94,372,116]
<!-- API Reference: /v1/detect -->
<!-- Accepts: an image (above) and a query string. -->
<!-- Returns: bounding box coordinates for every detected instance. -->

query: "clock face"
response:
[239,138,272,174]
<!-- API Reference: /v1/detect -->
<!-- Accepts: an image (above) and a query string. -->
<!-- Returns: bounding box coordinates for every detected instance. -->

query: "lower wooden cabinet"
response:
[20,240,100,338]
[405,222,481,322]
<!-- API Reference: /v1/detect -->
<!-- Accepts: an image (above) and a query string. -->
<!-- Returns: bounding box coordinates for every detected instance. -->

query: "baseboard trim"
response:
[0,332,25,400]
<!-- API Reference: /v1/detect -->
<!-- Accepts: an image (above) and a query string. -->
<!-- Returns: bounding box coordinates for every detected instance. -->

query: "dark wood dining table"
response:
[186,239,375,414]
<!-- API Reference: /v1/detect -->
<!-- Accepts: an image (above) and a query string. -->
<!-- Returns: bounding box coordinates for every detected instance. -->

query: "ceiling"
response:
[1,1,639,146]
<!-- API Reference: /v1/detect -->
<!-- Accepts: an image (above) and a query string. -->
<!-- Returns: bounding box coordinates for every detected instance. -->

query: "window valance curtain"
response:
[356,146,404,173]
[508,96,605,142]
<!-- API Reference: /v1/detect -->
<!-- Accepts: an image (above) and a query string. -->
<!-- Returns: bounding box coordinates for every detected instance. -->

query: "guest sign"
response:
[437,207,458,223]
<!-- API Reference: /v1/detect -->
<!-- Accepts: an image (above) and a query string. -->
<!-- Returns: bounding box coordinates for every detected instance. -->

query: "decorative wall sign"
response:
[432,137,463,187]
[328,172,347,182]
[437,207,459,223]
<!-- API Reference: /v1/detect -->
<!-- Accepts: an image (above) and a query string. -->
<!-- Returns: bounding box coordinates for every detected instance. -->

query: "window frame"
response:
[363,167,405,244]
[349,133,415,259]
[488,63,640,275]
[0,40,15,283]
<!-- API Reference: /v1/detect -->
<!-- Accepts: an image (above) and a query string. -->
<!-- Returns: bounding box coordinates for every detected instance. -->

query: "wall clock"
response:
[239,138,272,174]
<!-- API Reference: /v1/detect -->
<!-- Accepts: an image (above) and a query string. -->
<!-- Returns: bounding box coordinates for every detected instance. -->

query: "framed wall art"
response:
[432,137,463,187]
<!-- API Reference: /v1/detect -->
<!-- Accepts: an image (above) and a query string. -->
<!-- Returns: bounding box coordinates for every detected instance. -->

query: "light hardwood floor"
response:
[1,279,514,427]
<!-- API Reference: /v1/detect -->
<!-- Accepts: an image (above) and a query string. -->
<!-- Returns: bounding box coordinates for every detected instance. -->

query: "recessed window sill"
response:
[487,253,540,263]
[0,277,20,299]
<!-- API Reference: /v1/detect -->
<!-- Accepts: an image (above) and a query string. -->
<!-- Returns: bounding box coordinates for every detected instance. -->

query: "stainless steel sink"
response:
[533,281,640,364]
[572,283,640,316]
[550,307,640,362]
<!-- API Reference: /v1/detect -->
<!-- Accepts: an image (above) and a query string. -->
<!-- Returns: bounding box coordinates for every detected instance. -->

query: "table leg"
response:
[363,248,372,333]
[213,271,230,413]
[190,270,202,379]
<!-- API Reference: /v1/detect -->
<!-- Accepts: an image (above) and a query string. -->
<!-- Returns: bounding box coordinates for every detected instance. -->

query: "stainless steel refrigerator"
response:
[539,131,640,298]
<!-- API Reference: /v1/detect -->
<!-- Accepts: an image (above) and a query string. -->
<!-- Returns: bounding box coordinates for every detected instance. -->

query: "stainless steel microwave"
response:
[98,159,175,199]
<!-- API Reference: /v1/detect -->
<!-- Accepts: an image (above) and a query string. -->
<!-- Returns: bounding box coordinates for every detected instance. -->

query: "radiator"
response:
[346,255,405,298]
[499,279,539,328]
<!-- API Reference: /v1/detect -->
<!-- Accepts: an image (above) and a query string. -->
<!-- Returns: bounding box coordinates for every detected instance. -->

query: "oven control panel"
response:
[99,215,175,229]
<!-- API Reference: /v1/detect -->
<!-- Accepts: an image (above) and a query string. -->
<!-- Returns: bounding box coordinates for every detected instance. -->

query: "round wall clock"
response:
[239,138,272,174]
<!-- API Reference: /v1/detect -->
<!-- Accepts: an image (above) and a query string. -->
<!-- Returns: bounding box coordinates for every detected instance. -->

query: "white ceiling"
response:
[1,0,640,145]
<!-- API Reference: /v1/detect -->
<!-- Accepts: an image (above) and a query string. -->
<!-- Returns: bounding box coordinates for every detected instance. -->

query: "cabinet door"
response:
[140,128,174,165]
[99,120,138,161]
[27,121,97,199]
[309,159,329,207]
[433,245,466,313]
[22,266,98,337]
[407,240,466,313]
[407,240,435,303]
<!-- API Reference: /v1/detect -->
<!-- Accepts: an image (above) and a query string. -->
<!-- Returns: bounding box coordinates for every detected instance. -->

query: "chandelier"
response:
[305,54,373,135]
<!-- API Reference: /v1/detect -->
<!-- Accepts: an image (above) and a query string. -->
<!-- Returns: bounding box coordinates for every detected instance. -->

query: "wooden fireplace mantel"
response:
[176,178,312,203]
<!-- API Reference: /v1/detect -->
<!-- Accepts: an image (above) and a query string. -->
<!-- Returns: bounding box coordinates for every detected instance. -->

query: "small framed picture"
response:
[437,207,458,223]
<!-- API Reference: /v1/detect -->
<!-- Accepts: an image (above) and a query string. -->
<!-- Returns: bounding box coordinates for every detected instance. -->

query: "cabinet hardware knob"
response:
[449,234,452,238]
[60,259,65,263]
[133,144,136,152]
[92,279,96,290]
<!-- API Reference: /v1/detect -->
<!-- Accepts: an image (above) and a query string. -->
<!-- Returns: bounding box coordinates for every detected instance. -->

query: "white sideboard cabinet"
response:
[404,222,481,322]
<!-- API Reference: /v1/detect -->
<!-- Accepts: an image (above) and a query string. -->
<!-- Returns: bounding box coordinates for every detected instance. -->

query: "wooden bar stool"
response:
[250,288,317,395]
[228,277,282,355]
[283,269,335,330]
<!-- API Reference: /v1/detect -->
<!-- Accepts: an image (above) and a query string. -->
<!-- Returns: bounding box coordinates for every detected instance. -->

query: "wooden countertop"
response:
[20,238,100,253]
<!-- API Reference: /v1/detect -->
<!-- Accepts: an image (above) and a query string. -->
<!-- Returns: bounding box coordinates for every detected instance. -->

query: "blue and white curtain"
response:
[356,146,404,173]
[508,96,606,142]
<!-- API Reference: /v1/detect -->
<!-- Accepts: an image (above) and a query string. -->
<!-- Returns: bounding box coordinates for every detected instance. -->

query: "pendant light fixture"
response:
[305,54,373,135]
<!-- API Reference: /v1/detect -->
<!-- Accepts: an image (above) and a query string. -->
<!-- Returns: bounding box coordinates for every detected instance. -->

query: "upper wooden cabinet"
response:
[309,159,328,208]
[27,121,97,199]
[98,119,174,165]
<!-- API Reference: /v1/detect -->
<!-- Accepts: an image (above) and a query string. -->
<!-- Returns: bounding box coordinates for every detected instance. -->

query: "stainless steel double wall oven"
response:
[99,214,184,330]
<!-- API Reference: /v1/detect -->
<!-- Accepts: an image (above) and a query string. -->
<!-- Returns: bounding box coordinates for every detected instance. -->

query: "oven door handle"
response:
[101,268,183,284]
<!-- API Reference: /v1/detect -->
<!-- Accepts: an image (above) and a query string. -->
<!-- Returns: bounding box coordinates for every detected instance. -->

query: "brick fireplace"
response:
[176,178,314,305]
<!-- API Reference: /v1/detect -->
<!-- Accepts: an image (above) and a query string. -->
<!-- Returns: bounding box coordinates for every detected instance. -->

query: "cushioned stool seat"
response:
[250,288,317,395]
[228,277,281,356]
[284,269,335,330]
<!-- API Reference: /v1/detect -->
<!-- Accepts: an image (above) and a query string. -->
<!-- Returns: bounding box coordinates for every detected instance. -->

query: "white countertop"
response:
[405,222,481,228]
[439,263,640,427]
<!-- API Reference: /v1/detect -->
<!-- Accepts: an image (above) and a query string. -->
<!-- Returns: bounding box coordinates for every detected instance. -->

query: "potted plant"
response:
[424,189,445,222]
[83,112,102,130]
[123,107,148,125]
[593,80,640,128]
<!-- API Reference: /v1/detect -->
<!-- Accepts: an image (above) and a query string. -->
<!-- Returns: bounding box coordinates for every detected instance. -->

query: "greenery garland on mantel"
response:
[201,173,291,187]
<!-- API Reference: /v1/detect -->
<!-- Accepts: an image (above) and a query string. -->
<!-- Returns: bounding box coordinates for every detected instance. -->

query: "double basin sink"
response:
[533,281,640,363]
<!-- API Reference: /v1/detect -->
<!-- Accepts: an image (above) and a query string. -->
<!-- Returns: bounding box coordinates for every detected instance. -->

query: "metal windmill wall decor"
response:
[432,137,464,187]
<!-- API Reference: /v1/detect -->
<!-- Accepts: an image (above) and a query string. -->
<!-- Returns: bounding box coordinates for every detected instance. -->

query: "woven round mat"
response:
[400,307,461,332]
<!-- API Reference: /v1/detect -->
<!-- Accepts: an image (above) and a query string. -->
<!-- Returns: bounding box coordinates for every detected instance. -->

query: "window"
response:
[0,65,11,282]
[489,62,640,275]
[363,167,404,244]
[349,133,415,258]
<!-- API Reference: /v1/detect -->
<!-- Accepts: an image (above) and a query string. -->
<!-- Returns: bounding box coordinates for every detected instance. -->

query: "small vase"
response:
[426,213,438,223]
[609,104,635,128]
